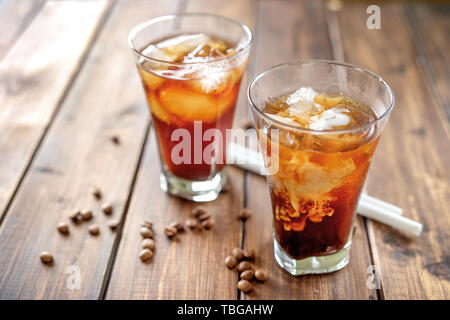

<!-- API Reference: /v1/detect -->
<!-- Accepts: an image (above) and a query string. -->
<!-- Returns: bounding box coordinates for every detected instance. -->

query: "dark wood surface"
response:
[0,0,448,300]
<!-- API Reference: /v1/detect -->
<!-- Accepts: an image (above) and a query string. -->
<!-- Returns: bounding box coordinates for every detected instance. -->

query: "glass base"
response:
[160,166,226,202]
[273,238,351,275]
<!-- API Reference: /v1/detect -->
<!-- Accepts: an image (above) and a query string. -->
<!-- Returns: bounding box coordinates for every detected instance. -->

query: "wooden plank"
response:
[244,0,376,300]
[0,0,166,299]
[0,0,111,223]
[405,2,450,126]
[0,0,45,61]
[105,0,256,299]
[337,1,450,299]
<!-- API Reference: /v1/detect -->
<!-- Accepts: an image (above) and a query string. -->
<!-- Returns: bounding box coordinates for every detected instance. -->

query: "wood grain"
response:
[405,2,450,126]
[337,0,450,299]
[0,0,111,224]
[105,0,256,299]
[243,0,376,300]
[0,0,45,61]
[0,0,162,299]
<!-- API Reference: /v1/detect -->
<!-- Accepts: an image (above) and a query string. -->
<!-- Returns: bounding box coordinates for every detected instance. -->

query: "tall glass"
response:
[129,14,252,202]
[248,61,394,275]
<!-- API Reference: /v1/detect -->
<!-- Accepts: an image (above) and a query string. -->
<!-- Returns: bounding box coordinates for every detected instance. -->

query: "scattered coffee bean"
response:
[186,218,198,229]
[237,279,252,293]
[40,252,53,264]
[201,218,214,230]
[108,220,120,230]
[243,248,255,260]
[232,247,244,261]
[191,207,207,217]
[142,238,155,251]
[111,135,120,145]
[238,208,251,221]
[91,187,102,200]
[141,220,153,228]
[80,209,93,221]
[198,212,212,221]
[57,222,69,235]
[102,203,113,215]
[255,269,267,282]
[225,255,237,269]
[238,261,252,272]
[164,227,177,238]
[140,226,154,239]
[69,210,81,222]
[88,225,100,236]
[240,269,254,281]
[169,221,185,233]
[139,249,153,262]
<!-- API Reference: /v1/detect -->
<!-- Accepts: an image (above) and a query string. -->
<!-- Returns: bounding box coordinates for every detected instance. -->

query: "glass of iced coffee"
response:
[248,61,394,275]
[128,14,252,201]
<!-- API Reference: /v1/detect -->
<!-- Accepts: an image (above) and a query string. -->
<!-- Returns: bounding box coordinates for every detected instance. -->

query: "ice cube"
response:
[287,87,318,103]
[286,87,322,114]
[309,108,350,130]
[142,34,212,62]
[265,96,291,114]
[141,44,175,62]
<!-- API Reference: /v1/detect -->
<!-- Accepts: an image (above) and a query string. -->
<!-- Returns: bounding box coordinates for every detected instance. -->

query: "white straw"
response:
[360,194,403,216]
[226,142,421,236]
[357,200,422,236]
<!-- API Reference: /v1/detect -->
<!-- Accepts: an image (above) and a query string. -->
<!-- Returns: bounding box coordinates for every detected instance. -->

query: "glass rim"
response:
[248,60,395,135]
[128,13,253,67]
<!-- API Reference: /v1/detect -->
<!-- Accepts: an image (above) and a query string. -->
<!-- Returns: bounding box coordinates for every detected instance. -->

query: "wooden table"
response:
[0,0,448,300]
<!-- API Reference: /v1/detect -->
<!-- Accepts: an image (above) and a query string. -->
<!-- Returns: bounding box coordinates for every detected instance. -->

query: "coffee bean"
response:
[102,203,113,215]
[243,248,255,260]
[40,252,53,264]
[108,220,120,230]
[232,247,244,260]
[164,227,177,238]
[141,220,153,228]
[88,225,100,235]
[191,207,207,217]
[69,210,81,222]
[198,212,212,221]
[111,135,120,145]
[240,269,254,281]
[169,221,185,233]
[80,209,93,221]
[255,269,267,282]
[201,218,214,230]
[91,187,102,200]
[186,218,198,229]
[140,226,154,239]
[139,249,153,262]
[237,279,252,293]
[238,208,251,221]
[225,256,237,269]
[57,222,69,234]
[142,238,155,251]
[238,261,252,272]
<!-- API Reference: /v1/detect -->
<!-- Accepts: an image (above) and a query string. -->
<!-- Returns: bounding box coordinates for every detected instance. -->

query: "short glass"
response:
[248,61,394,275]
[128,14,252,202]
